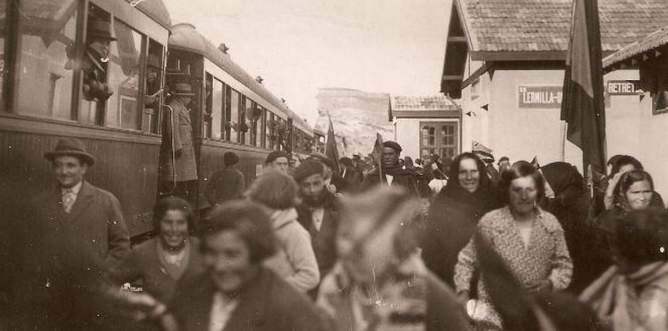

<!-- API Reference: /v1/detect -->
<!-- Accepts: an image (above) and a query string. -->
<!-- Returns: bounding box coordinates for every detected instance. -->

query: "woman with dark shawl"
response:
[422,152,501,288]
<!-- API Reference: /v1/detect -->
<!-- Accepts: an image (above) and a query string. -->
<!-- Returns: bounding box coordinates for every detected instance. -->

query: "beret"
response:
[382,141,402,153]
[293,160,325,182]
[309,153,336,170]
[265,150,289,164]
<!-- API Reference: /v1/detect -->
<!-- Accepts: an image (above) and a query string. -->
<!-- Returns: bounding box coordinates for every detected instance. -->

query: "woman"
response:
[422,152,500,287]
[169,201,330,331]
[540,162,593,293]
[600,155,664,211]
[582,209,668,331]
[107,197,204,329]
[454,163,573,330]
[317,186,470,331]
[246,170,320,292]
[591,170,663,278]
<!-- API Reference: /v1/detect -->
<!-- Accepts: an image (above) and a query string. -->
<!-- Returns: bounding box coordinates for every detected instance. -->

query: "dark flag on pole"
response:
[560,0,606,174]
[325,115,340,174]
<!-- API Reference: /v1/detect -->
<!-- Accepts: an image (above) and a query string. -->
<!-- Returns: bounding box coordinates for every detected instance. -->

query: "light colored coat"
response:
[160,98,197,181]
[263,208,320,292]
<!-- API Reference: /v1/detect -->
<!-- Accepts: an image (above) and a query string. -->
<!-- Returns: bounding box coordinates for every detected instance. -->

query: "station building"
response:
[603,25,668,201]
[389,95,461,161]
[440,0,668,182]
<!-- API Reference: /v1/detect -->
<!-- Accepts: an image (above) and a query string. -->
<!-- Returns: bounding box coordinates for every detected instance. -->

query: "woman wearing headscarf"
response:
[540,162,593,293]
[422,152,501,288]
[582,209,668,331]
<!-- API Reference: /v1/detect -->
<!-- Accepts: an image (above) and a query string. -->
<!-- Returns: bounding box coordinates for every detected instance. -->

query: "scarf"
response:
[381,163,405,177]
[580,262,668,330]
[318,254,428,331]
[157,239,191,280]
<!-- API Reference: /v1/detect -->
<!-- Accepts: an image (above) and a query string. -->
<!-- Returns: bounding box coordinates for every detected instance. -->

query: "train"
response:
[0,0,316,238]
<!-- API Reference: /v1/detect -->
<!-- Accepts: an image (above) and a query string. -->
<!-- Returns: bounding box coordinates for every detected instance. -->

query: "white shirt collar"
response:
[61,181,83,195]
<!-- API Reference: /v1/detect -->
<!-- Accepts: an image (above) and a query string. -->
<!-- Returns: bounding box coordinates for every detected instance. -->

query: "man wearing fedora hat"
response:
[82,18,117,102]
[21,137,130,328]
[160,83,198,204]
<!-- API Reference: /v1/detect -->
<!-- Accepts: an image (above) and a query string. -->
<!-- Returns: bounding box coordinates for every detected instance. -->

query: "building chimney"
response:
[218,43,229,54]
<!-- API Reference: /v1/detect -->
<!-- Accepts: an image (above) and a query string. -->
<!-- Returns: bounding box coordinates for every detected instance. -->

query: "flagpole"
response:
[561,121,567,162]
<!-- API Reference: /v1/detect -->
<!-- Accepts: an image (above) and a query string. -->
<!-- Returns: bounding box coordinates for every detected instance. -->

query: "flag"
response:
[371,133,384,183]
[325,116,340,174]
[560,0,606,174]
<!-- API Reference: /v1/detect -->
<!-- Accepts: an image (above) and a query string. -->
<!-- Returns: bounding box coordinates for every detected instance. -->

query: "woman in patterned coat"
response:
[454,162,573,330]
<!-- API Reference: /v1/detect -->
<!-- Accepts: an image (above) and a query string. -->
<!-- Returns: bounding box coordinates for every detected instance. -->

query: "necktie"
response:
[62,189,75,213]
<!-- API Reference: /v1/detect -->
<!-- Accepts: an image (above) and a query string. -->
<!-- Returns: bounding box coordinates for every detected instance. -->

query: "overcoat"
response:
[360,168,419,196]
[161,98,198,182]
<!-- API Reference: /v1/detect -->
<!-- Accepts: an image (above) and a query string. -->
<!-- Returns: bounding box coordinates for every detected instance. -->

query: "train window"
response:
[105,20,144,130]
[266,111,273,149]
[14,0,78,120]
[254,105,263,147]
[227,87,239,143]
[260,106,267,148]
[142,40,163,133]
[242,97,253,145]
[211,78,224,140]
[203,73,212,138]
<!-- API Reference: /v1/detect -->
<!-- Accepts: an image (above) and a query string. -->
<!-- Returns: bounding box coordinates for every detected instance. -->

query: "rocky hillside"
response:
[315,88,393,157]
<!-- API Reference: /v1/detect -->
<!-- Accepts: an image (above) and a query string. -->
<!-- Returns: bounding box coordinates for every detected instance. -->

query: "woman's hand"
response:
[527,279,552,293]
[604,172,625,209]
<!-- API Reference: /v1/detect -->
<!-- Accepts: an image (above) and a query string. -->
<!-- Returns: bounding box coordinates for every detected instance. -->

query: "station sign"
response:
[607,80,642,95]
[518,85,563,109]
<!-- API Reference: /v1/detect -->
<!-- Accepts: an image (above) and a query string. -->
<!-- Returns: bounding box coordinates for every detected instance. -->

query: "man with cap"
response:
[81,18,116,102]
[309,153,348,194]
[265,150,290,173]
[22,138,130,329]
[204,151,245,207]
[160,82,198,204]
[360,141,419,196]
[294,160,342,296]
[316,186,470,330]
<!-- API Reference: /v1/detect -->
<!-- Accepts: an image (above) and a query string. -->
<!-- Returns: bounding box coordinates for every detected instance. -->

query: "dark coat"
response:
[360,167,419,196]
[296,192,341,277]
[109,237,204,303]
[170,267,331,331]
[341,168,361,192]
[204,167,246,206]
[422,184,499,288]
[161,98,197,182]
[18,181,130,330]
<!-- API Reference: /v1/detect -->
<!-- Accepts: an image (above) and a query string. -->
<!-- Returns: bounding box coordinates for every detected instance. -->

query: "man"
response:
[264,150,289,173]
[294,161,341,295]
[204,152,245,207]
[498,156,511,173]
[309,153,347,193]
[360,141,419,196]
[316,187,470,330]
[288,154,300,175]
[21,138,130,329]
[82,18,116,102]
[160,83,198,204]
[351,153,364,178]
[339,157,361,192]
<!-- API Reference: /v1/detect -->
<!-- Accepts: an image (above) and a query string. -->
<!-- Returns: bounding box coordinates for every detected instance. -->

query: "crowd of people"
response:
[4,137,668,331]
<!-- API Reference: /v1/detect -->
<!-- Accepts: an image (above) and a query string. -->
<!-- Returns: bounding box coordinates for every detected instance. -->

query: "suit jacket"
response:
[204,167,245,206]
[170,267,331,331]
[360,168,420,196]
[296,193,341,277]
[341,168,361,192]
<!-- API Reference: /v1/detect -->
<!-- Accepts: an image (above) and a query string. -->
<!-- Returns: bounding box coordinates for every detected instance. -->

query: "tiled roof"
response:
[392,95,458,111]
[458,0,668,52]
[603,25,668,68]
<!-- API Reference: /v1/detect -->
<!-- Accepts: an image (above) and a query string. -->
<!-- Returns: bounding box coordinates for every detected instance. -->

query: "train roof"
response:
[124,0,171,30]
[169,23,312,134]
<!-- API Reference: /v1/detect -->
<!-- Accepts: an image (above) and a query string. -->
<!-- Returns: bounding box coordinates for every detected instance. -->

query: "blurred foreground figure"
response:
[317,186,470,331]
[170,201,330,331]
[582,209,668,331]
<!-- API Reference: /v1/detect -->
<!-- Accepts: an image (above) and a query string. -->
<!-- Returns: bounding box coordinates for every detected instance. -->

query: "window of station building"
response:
[142,40,164,134]
[105,20,144,130]
[210,78,224,140]
[226,87,240,143]
[420,122,458,160]
[14,0,78,120]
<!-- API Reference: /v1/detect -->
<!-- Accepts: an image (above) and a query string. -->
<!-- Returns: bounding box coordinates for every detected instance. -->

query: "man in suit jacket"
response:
[205,151,246,207]
[338,157,361,193]
[360,141,419,196]
[17,138,130,330]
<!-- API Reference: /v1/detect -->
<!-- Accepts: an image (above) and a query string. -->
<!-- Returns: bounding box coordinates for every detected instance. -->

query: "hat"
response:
[498,156,509,165]
[171,83,196,96]
[87,19,117,41]
[147,54,161,69]
[224,152,239,166]
[293,160,325,182]
[382,141,402,153]
[265,150,289,164]
[309,153,336,170]
[44,138,96,165]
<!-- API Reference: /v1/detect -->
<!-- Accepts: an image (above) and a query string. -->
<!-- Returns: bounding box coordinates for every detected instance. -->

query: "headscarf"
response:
[540,162,583,197]
[438,152,498,210]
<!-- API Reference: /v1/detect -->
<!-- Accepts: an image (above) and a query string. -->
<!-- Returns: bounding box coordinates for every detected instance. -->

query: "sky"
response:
[162,0,453,125]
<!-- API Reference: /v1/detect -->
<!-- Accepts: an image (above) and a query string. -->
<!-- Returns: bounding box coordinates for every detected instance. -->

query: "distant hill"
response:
[315,88,393,157]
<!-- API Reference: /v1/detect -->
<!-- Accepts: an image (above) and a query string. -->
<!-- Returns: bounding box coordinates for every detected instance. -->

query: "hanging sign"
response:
[607,80,642,95]
[518,85,563,109]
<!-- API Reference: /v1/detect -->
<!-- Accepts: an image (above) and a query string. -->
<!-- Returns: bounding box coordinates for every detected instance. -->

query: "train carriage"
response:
[166,23,314,211]
[0,0,172,237]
